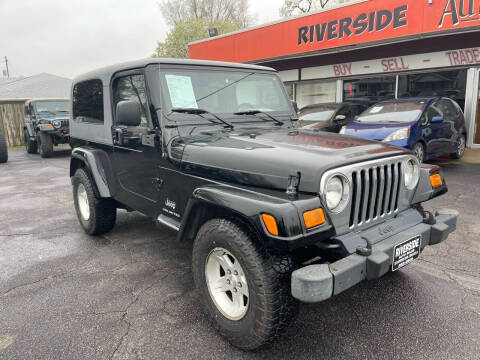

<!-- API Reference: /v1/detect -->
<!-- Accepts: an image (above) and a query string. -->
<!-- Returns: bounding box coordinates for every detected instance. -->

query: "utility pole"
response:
[4,56,9,78]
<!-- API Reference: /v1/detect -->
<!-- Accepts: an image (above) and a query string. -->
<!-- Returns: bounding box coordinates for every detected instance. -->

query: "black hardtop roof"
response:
[73,58,276,84]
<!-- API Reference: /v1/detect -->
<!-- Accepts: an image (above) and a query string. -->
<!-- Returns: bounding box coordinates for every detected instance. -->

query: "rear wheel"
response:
[24,131,37,154]
[37,132,53,158]
[0,132,7,163]
[450,134,466,159]
[192,219,298,350]
[412,142,425,163]
[72,168,116,235]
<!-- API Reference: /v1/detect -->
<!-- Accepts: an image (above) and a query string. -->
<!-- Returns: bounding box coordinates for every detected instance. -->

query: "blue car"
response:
[340,97,467,162]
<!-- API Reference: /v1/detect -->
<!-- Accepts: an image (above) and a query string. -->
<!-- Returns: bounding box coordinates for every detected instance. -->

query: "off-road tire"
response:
[72,168,116,235]
[37,132,53,158]
[192,219,298,350]
[24,131,37,154]
[0,132,7,163]
[450,134,466,159]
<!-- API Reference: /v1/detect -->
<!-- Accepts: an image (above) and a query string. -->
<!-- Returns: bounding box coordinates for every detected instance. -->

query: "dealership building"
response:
[189,0,480,148]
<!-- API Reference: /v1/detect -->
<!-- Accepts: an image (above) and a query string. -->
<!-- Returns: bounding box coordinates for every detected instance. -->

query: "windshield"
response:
[159,69,291,117]
[299,105,337,122]
[33,100,70,116]
[356,101,426,123]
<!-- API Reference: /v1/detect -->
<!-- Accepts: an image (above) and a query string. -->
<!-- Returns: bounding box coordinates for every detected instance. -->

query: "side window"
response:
[423,102,443,126]
[113,74,150,128]
[437,99,456,121]
[337,105,352,118]
[73,79,104,124]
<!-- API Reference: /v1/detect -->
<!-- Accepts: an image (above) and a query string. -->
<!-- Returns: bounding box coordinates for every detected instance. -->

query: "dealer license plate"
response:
[392,236,421,272]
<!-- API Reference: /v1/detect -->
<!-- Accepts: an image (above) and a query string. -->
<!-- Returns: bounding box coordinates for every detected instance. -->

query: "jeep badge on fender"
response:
[68,58,459,351]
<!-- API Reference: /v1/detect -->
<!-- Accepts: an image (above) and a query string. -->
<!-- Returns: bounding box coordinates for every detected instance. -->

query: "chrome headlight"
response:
[52,120,61,128]
[383,127,410,142]
[404,158,420,190]
[324,175,350,212]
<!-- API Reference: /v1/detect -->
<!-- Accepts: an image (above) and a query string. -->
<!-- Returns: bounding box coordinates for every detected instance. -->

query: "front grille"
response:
[60,120,69,128]
[349,161,403,228]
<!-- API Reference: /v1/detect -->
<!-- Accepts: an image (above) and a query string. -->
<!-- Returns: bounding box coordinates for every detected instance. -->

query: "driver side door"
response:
[111,70,161,216]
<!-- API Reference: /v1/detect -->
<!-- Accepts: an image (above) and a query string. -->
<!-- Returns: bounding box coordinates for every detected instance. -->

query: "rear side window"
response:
[72,79,104,123]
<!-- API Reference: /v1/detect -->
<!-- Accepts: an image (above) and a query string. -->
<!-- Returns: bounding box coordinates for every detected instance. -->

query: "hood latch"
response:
[286,171,301,196]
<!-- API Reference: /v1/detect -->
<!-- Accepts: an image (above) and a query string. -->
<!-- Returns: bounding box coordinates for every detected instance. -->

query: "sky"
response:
[0,0,284,79]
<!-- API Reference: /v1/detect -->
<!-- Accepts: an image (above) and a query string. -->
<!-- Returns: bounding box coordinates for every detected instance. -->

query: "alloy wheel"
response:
[77,183,90,221]
[457,136,466,157]
[205,247,249,321]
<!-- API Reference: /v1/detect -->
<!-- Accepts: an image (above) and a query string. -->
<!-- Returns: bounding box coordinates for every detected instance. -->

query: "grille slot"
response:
[349,161,403,228]
[60,120,69,127]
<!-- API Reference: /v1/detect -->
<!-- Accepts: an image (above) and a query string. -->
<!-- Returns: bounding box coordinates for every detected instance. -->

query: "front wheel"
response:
[72,168,117,235]
[412,142,425,163]
[450,134,466,159]
[37,132,53,158]
[192,219,298,350]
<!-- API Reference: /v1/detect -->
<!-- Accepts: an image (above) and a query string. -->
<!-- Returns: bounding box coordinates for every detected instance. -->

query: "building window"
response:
[296,80,336,109]
[398,69,467,110]
[72,79,104,123]
[343,76,396,103]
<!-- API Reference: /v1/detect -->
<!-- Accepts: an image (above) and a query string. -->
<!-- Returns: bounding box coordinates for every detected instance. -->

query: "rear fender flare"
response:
[70,147,116,198]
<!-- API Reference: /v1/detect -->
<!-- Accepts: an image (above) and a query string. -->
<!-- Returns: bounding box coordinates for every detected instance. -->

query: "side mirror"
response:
[335,114,347,121]
[431,115,444,123]
[116,101,141,126]
[291,100,299,114]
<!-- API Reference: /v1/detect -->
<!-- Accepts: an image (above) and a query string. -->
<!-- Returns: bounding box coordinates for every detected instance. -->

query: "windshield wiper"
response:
[171,108,234,129]
[234,110,284,126]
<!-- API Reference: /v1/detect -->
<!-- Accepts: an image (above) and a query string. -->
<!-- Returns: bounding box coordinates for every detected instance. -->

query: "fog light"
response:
[303,208,326,229]
[261,213,279,236]
[430,174,442,188]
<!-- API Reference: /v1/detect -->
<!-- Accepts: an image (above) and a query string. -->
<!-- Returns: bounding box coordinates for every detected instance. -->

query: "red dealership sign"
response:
[189,0,480,63]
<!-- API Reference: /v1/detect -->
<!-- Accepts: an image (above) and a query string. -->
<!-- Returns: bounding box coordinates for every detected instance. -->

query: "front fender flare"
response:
[177,184,321,248]
[24,123,36,138]
[70,147,116,198]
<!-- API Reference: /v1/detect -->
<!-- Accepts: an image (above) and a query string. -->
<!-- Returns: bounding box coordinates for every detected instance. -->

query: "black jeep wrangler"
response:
[69,59,458,350]
[24,99,70,157]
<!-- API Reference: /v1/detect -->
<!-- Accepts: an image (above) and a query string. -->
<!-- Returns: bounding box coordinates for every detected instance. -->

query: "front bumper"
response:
[291,208,459,303]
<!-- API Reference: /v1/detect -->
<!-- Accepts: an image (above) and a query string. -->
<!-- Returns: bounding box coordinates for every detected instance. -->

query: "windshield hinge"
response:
[286,171,301,196]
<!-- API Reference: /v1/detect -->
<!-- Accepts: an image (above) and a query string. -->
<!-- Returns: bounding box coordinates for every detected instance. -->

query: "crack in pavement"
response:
[109,273,169,360]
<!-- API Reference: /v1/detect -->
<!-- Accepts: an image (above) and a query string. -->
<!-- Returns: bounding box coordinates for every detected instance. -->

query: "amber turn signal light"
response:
[430,174,443,188]
[261,214,279,236]
[303,208,326,229]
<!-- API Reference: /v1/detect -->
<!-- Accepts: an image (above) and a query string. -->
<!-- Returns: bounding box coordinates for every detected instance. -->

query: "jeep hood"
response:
[174,127,407,193]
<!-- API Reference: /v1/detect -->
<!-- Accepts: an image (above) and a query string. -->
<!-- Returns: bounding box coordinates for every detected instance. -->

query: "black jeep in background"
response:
[69,58,458,350]
[24,99,70,158]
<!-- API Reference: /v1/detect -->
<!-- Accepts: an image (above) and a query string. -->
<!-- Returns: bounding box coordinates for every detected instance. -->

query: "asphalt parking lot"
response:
[0,148,479,360]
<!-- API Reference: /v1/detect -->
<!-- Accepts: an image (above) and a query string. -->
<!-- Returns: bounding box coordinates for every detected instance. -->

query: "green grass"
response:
[8,146,24,150]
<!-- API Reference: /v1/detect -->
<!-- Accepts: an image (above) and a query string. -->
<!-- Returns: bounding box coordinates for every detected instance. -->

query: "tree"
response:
[160,0,251,28]
[154,0,252,59]
[153,18,240,59]
[280,0,354,17]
